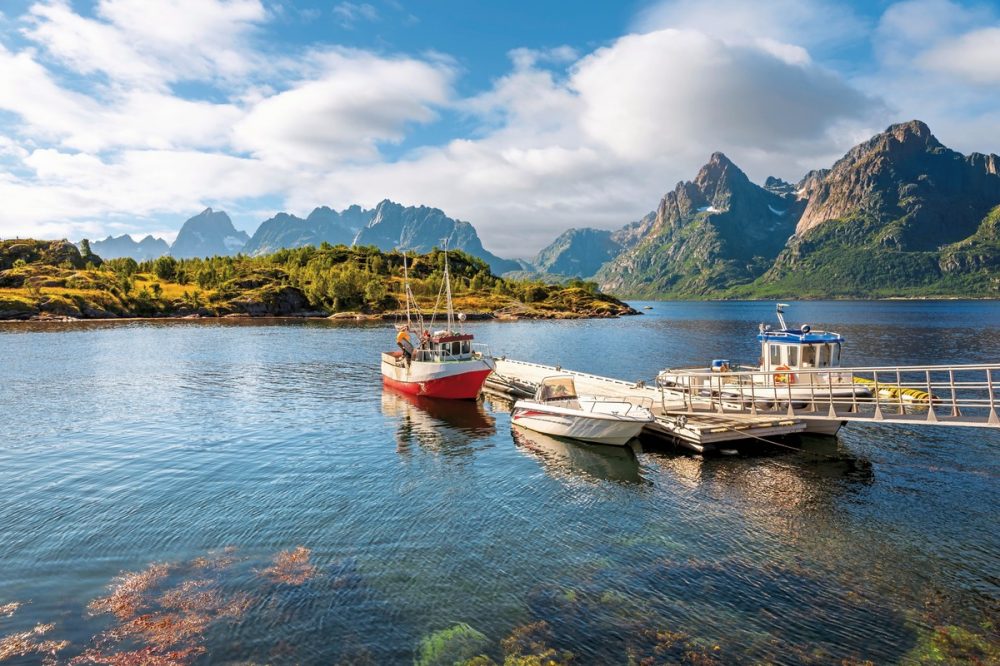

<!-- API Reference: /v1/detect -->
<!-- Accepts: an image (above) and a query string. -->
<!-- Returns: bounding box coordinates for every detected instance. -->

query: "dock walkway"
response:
[485,358,806,453]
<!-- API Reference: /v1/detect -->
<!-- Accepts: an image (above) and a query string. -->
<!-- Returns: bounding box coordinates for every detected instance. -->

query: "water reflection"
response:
[381,388,495,455]
[644,436,875,547]
[511,425,646,485]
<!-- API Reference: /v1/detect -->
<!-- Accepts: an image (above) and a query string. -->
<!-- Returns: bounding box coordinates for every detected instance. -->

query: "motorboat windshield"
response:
[536,376,579,402]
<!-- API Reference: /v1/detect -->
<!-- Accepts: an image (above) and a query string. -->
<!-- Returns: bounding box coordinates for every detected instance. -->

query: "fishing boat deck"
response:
[485,358,806,453]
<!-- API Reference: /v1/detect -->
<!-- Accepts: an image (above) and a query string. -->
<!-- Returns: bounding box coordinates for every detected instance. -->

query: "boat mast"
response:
[443,240,455,332]
[402,252,412,328]
[402,252,425,334]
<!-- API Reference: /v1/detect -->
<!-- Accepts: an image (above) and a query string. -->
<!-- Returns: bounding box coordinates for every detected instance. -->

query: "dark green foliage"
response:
[736,208,1000,298]
[152,255,178,281]
[1,240,635,318]
[104,256,139,276]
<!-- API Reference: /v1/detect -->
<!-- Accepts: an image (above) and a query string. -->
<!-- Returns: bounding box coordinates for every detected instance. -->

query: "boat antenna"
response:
[776,303,789,331]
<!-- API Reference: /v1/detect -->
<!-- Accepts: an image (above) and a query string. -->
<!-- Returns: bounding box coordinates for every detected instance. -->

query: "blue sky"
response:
[0,0,998,257]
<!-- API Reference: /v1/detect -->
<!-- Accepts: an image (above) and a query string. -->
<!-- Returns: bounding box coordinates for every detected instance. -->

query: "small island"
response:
[0,239,637,321]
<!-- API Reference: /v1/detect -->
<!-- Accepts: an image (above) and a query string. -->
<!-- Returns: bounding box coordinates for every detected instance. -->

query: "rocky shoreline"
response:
[0,308,639,323]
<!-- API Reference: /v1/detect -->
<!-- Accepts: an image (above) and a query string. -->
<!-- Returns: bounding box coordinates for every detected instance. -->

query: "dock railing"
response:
[659,364,1000,428]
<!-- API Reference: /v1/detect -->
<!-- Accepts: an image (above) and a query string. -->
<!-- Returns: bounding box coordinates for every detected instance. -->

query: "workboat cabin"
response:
[756,325,844,373]
[706,304,846,376]
[415,332,477,362]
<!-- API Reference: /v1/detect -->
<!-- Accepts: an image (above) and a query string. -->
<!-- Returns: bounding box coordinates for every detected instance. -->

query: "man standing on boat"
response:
[396,325,414,368]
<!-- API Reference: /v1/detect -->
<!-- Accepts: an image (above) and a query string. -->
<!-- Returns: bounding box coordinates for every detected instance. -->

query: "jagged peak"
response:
[860,119,943,155]
[692,151,750,197]
[886,119,932,140]
[198,207,214,216]
[708,151,735,167]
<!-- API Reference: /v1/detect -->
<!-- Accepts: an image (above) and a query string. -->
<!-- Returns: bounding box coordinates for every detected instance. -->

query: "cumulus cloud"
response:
[865,0,1000,154]
[233,51,454,166]
[571,29,879,161]
[920,27,1000,84]
[24,0,268,88]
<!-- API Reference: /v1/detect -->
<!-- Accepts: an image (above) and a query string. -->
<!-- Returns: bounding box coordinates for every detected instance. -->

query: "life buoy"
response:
[773,365,795,384]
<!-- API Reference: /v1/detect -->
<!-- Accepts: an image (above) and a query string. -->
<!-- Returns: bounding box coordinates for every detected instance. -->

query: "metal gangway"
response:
[662,364,1000,428]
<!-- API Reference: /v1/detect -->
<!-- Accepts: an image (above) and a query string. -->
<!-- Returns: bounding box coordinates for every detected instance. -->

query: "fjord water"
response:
[1,301,997,664]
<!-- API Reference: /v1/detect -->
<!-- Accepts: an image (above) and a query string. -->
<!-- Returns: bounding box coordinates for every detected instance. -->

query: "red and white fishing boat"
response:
[380,247,494,400]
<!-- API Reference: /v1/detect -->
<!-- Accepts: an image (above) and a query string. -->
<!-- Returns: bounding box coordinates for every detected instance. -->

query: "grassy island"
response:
[0,239,637,321]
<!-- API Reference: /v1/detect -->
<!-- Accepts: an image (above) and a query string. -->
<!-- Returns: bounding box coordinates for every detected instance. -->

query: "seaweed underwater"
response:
[0,546,320,666]
[3,546,998,665]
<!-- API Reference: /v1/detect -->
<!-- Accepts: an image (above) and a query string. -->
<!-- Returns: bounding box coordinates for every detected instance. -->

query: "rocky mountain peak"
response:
[888,119,936,146]
[171,209,250,258]
[693,152,747,192]
[795,120,1000,243]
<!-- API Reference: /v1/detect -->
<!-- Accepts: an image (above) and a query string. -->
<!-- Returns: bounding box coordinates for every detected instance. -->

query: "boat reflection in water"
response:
[381,387,495,455]
[643,435,874,542]
[512,424,646,485]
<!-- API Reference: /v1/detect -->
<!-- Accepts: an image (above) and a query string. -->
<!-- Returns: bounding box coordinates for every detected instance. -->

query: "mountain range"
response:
[80,120,1000,298]
[89,200,519,275]
[535,120,1000,298]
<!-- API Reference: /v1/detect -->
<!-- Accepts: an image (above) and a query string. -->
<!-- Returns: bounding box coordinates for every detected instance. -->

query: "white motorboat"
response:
[511,376,654,445]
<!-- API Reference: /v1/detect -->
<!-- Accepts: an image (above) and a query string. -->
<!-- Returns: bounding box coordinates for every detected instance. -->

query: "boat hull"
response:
[800,419,845,436]
[381,353,494,400]
[511,405,648,446]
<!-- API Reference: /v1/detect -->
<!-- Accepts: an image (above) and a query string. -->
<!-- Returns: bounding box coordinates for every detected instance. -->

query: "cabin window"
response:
[452,341,461,356]
[819,344,831,367]
[462,341,470,355]
[833,344,842,366]
[801,345,816,368]
[786,346,799,367]
[769,345,781,367]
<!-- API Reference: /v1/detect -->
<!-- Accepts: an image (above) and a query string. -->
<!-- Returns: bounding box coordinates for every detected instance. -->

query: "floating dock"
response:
[485,358,807,453]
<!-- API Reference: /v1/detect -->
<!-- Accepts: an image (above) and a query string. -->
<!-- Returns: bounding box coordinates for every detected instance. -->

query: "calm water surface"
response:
[1,301,998,664]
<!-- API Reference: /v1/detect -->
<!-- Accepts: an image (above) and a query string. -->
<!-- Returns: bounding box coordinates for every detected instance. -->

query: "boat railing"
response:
[471,343,491,358]
[658,363,1000,428]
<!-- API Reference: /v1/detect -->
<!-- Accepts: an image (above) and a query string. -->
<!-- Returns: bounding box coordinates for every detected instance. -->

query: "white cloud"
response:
[571,29,878,161]
[864,0,1000,155]
[233,51,454,166]
[332,2,379,28]
[0,43,242,152]
[24,0,268,88]
[0,147,285,240]
[920,27,1000,84]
